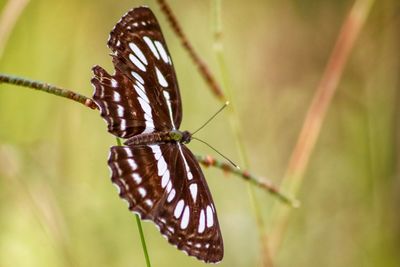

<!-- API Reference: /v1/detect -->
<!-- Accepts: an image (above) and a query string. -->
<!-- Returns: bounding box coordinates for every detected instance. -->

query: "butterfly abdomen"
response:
[124,131,172,146]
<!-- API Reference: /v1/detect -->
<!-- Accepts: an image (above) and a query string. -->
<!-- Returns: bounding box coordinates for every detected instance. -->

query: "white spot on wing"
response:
[113,91,121,102]
[150,145,168,179]
[138,187,146,198]
[144,114,152,123]
[117,105,124,117]
[129,53,146,72]
[198,209,205,233]
[167,189,176,202]
[174,199,184,218]
[131,77,154,134]
[150,145,161,159]
[154,40,169,63]
[111,78,118,88]
[135,80,145,91]
[131,71,144,84]
[132,173,142,184]
[134,85,150,104]
[180,206,190,229]
[166,180,172,193]
[177,143,193,181]
[126,159,137,170]
[144,199,153,207]
[120,120,126,131]
[163,90,175,129]
[129,42,148,65]
[189,184,198,202]
[123,148,133,157]
[138,98,152,117]
[206,205,214,227]
[155,67,168,87]
[161,170,170,188]
[142,123,155,134]
[158,158,168,176]
[137,97,155,133]
[143,36,160,60]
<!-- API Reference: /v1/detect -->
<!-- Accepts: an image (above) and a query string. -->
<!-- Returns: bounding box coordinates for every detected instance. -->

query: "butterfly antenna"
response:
[192,136,240,169]
[191,101,229,136]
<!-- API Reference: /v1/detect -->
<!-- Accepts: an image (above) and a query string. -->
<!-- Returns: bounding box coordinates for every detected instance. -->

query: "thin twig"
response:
[197,155,299,207]
[135,214,152,267]
[270,0,376,256]
[0,73,97,109]
[156,0,225,100]
[211,2,273,266]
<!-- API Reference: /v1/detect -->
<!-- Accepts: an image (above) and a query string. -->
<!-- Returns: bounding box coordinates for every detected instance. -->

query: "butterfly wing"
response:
[92,7,182,138]
[108,143,224,263]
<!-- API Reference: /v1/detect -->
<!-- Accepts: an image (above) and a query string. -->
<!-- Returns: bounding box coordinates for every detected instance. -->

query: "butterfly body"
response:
[124,130,192,146]
[92,7,223,263]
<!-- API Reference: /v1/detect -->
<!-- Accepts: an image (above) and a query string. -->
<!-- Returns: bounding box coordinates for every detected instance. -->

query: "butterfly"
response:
[91,7,223,263]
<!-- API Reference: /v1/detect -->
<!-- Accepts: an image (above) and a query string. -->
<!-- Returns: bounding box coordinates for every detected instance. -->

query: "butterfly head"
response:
[169,130,192,144]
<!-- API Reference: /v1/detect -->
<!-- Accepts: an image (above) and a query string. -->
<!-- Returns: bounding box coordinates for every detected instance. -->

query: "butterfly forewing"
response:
[92,7,182,139]
[92,6,224,263]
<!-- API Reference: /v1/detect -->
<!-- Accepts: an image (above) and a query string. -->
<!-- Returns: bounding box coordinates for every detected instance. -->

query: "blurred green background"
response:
[0,0,399,266]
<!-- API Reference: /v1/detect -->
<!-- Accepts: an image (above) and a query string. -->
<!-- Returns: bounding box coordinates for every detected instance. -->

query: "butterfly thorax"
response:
[170,129,191,143]
[124,130,191,146]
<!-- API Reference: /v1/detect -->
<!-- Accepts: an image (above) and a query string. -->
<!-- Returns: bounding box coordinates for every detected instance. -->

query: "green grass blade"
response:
[116,138,152,267]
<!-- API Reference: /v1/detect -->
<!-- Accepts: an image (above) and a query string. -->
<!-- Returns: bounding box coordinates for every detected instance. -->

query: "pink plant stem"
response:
[270,0,375,256]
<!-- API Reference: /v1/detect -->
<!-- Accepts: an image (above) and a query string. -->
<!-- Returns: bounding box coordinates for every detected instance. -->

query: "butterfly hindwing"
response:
[92,65,154,137]
[108,143,223,263]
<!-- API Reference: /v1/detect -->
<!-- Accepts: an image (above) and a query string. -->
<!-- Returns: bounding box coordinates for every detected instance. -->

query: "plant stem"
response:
[156,0,225,100]
[212,1,273,266]
[196,155,299,207]
[0,73,97,109]
[116,138,152,267]
[135,215,152,267]
[269,0,376,256]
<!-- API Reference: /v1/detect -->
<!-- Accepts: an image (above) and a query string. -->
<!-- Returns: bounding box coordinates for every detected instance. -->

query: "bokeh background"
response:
[0,0,399,266]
